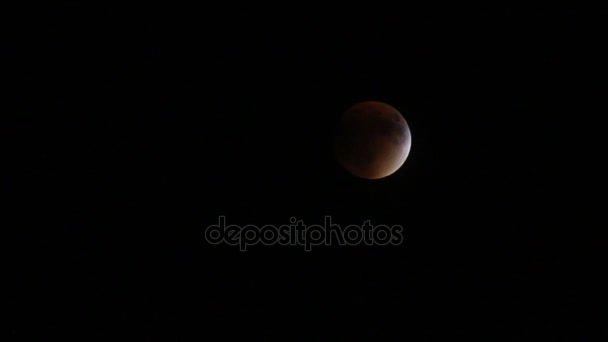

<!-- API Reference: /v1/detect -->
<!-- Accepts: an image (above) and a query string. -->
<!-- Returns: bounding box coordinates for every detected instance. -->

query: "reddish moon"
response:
[334,101,412,179]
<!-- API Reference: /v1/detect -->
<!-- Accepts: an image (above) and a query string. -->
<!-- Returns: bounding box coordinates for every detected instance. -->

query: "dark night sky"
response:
[6,5,606,340]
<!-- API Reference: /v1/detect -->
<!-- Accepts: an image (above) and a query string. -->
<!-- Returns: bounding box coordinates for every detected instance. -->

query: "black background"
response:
[6,5,606,340]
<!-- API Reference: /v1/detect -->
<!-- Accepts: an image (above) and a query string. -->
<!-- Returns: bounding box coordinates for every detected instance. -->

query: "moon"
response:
[334,101,412,179]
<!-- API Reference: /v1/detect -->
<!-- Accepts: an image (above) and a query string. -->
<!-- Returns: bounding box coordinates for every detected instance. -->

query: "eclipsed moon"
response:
[334,101,412,180]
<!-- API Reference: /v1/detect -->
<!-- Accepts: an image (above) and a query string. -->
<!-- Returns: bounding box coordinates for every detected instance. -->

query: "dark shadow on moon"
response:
[334,102,410,178]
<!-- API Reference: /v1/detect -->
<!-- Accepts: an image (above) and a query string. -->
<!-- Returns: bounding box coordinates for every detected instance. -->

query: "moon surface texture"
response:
[334,101,412,180]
